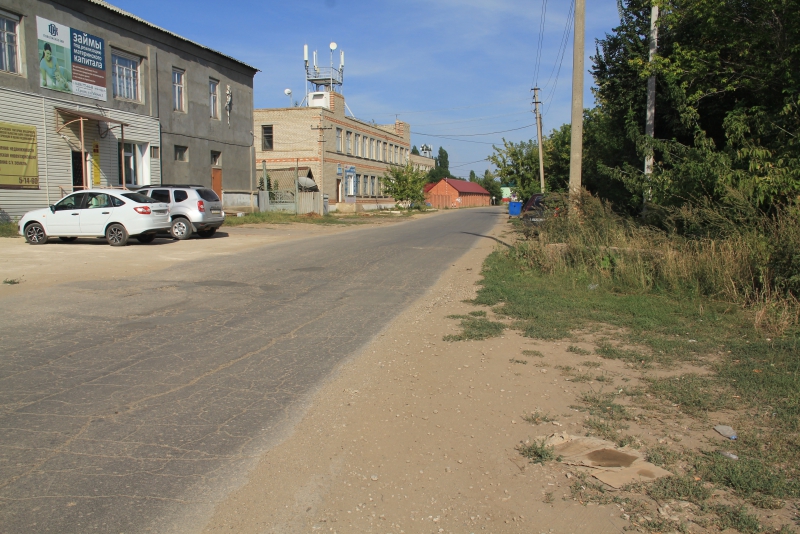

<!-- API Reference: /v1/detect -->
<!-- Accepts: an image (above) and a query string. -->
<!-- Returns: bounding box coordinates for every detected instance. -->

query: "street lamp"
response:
[284,88,292,107]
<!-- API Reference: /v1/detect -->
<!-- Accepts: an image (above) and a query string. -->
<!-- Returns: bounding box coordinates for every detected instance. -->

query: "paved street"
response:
[0,207,502,533]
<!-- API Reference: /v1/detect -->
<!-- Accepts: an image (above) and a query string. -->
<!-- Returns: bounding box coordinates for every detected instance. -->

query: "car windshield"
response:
[197,189,220,202]
[122,192,158,204]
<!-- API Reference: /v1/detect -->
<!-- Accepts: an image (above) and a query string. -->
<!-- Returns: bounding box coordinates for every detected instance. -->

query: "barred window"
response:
[209,79,219,119]
[0,12,19,74]
[112,52,140,101]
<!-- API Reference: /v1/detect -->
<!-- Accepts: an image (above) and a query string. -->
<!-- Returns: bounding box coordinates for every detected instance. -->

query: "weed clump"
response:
[518,439,558,464]
[443,315,505,341]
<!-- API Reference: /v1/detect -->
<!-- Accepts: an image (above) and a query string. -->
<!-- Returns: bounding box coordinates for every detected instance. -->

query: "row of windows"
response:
[0,12,222,120]
[346,174,386,197]
[337,128,407,164]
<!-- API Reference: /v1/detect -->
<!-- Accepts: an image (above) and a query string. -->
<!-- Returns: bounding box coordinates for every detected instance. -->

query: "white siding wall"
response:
[0,88,160,221]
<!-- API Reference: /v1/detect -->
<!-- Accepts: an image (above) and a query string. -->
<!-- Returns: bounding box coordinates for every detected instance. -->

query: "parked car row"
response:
[18,186,224,246]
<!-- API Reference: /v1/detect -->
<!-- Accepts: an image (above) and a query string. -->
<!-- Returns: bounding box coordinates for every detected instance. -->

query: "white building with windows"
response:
[0,0,257,221]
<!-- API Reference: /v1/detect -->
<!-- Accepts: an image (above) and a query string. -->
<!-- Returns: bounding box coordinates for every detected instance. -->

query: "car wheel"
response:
[58,236,78,242]
[25,222,48,244]
[171,218,192,240]
[197,228,217,238]
[106,223,129,246]
[136,233,156,244]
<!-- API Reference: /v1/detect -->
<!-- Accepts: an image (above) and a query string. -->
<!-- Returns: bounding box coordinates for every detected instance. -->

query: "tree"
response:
[426,147,451,182]
[469,170,478,182]
[381,163,428,208]
[478,170,502,202]
[411,145,420,156]
[487,139,541,202]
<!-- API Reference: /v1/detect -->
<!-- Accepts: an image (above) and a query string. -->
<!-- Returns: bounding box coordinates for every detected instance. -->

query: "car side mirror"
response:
[49,205,55,213]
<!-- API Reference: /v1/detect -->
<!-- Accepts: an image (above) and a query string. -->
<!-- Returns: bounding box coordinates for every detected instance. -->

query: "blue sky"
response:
[111,0,621,179]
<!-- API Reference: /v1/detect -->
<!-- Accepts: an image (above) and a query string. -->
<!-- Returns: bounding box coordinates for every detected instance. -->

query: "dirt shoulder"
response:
[200,219,631,534]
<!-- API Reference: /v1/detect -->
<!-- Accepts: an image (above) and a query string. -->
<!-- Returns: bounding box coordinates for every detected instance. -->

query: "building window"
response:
[262,125,273,151]
[211,151,221,166]
[336,128,342,152]
[355,174,361,195]
[119,142,146,185]
[0,12,19,74]
[150,146,160,159]
[209,79,219,119]
[354,134,360,157]
[389,144,394,163]
[111,51,140,101]
[395,145,399,164]
[174,145,188,162]
[172,69,185,111]
[370,139,375,160]
[383,142,388,162]
[363,136,368,159]
[346,131,352,155]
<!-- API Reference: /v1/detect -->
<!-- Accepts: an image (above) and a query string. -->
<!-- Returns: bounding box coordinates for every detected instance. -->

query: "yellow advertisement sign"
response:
[0,122,39,190]
[92,141,101,185]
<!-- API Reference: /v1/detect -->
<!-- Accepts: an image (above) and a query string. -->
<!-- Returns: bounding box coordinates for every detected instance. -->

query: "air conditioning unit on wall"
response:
[308,92,330,109]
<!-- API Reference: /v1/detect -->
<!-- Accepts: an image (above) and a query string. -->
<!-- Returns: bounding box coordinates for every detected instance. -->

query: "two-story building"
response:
[254,91,410,212]
[0,0,258,221]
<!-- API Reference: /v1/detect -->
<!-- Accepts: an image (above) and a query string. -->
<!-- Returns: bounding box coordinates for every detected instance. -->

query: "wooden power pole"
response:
[644,5,659,203]
[568,0,585,200]
[533,87,545,193]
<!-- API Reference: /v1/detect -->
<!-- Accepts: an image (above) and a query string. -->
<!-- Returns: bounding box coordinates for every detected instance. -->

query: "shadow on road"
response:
[460,231,512,248]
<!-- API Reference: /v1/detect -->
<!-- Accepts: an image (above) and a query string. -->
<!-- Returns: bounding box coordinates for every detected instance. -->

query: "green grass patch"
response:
[646,474,712,504]
[522,349,545,357]
[509,358,527,365]
[0,221,18,238]
[693,451,800,500]
[575,391,632,421]
[444,314,505,341]
[711,504,761,534]
[646,445,683,468]
[518,439,558,464]
[581,360,603,368]
[647,373,734,415]
[222,211,355,226]
[3,278,21,285]
[521,411,554,425]
[468,310,487,317]
[567,345,592,355]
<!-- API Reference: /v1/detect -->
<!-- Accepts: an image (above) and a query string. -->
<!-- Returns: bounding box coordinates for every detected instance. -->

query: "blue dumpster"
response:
[508,201,522,216]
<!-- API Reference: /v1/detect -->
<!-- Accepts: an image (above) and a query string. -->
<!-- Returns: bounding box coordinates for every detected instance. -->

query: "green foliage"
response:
[0,221,18,238]
[411,145,420,156]
[646,475,712,504]
[426,146,451,182]
[487,139,541,202]
[443,314,505,341]
[518,439,557,464]
[381,163,428,207]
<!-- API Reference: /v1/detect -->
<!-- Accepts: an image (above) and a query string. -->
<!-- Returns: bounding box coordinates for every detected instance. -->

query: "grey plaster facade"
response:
[0,0,257,207]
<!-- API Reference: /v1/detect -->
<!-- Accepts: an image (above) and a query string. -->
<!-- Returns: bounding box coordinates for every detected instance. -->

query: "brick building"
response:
[254,91,411,212]
[425,178,491,209]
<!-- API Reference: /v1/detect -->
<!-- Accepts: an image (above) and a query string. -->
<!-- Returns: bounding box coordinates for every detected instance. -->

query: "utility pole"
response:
[533,87,546,193]
[569,0,586,201]
[311,124,332,211]
[643,4,659,205]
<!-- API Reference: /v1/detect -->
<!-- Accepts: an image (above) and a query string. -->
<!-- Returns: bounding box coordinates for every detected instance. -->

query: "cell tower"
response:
[304,43,344,103]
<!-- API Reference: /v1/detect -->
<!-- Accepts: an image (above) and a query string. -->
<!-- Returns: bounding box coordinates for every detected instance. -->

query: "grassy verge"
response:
[222,209,415,227]
[0,221,19,238]
[478,240,798,531]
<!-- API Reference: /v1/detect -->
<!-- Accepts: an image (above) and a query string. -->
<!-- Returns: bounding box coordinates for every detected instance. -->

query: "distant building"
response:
[425,178,490,209]
[0,0,257,220]
[410,153,435,174]
[254,92,410,212]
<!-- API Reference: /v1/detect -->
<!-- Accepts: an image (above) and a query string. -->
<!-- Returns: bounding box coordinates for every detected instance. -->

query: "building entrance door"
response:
[71,151,84,190]
[211,168,222,197]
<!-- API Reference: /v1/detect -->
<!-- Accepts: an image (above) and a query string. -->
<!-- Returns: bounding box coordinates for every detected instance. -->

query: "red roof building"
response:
[424,178,491,208]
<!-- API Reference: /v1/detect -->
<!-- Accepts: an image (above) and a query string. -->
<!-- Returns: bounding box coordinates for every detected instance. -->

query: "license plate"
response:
[211,209,221,214]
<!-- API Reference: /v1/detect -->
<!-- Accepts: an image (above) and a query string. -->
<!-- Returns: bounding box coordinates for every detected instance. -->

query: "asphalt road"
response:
[0,207,502,533]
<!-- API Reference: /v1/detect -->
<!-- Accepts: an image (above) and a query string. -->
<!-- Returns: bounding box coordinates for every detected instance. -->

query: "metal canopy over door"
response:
[211,168,222,198]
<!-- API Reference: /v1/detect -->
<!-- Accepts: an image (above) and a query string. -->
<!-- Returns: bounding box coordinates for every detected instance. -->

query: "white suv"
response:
[137,186,224,240]
[18,189,171,246]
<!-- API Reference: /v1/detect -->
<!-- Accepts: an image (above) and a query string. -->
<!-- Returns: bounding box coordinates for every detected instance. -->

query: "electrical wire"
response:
[366,97,530,118]
[544,0,575,116]
[412,124,535,138]
[412,111,529,127]
[410,134,498,145]
[449,158,490,169]
[539,0,574,94]
[532,0,549,87]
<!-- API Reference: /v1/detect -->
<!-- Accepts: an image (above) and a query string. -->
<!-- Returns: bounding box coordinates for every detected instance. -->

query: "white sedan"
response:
[19,189,171,246]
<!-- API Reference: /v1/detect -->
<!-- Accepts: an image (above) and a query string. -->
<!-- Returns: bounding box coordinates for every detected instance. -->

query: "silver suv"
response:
[137,185,224,239]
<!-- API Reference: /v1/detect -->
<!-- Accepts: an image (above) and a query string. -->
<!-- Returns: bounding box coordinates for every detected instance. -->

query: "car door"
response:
[47,193,86,236]
[80,193,114,235]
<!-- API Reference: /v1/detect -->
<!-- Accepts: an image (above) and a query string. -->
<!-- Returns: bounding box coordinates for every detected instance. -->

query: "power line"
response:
[544,0,575,116]
[450,158,490,169]
[533,0,549,86]
[412,124,535,138]
[367,97,530,118]
[412,111,529,127]
[540,0,575,95]
[410,134,498,145]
